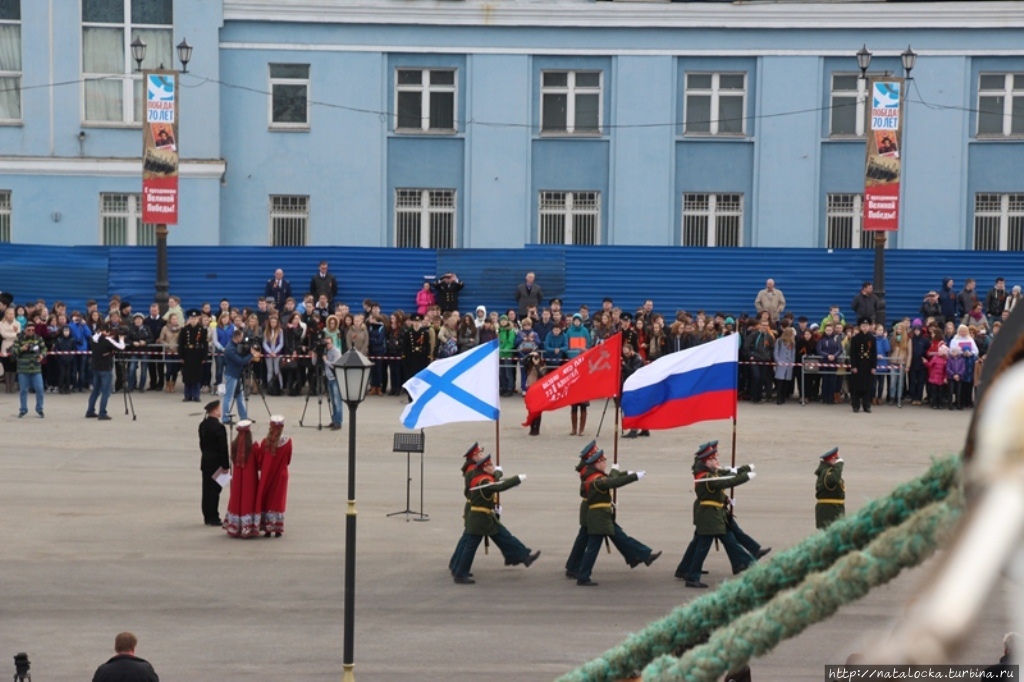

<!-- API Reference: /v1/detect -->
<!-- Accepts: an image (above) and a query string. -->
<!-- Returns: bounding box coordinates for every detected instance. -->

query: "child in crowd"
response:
[945,346,966,410]
[925,344,949,410]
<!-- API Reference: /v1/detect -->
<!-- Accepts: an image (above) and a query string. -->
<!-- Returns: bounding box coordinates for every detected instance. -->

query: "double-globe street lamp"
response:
[856,44,917,327]
[330,349,374,682]
[131,36,193,313]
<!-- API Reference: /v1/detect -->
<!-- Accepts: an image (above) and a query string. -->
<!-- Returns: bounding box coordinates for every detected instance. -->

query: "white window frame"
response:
[681,193,743,247]
[81,0,172,126]
[0,190,10,241]
[100,193,155,246]
[977,73,1024,138]
[973,193,1024,251]
[540,70,603,135]
[269,195,309,246]
[394,189,456,249]
[537,190,601,245]
[825,193,882,249]
[394,67,458,134]
[684,72,747,137]
[0,3,22,124]
[829,73,885,138]
[268,63,311,130]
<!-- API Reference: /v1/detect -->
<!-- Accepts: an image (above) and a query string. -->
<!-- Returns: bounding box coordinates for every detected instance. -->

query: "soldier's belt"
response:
[699,500,725,508]
[589,503,612,510]
[469,506,493,514]
[816,498,846,505]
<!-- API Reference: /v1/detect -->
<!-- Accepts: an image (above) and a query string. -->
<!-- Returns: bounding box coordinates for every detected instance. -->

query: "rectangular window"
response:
[395,189,455,248]
[270,195,309,246]
[269,63,310,129]
[82,0,172,124]
[826,193,879,249]
[538,191,600,245]
[829,73,885,137]
[684,72,746,136]
[681,193,742,246]
[0,1,21,123]
[100,193,156,246]
[395,68,456,133]
[0,190,10,241]
[974,193,1024,250]
[978,73,1024,137]
[541,70,602,135]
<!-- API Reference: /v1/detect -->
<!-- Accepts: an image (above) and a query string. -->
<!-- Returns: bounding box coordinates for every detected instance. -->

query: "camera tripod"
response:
[116,355,137,421]
[238,359,273,421]
[299,353,333,430]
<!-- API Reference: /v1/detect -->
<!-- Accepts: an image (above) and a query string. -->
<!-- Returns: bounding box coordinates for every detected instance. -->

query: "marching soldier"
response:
[452,455,540,584]
[815,447,845,529]
[566,440,662,580]
[449,442,522,575]
[675,441,758,588]
[178,308,209,402]
[574,448,660,587]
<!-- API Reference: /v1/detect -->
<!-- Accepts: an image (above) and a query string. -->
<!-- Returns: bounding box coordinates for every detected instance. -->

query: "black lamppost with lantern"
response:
[330,348,373,682]
[131,36,192,314]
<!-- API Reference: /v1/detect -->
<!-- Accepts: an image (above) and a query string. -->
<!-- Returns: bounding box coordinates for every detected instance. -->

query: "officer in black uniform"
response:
[178,309,208,402]
[198,400,230,526]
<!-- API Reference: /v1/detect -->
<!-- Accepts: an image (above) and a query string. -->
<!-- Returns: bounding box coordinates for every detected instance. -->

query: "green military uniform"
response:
[584,467,639,535]
[694,464,752,535]
[466,471,522,536]
[815,447,845,529]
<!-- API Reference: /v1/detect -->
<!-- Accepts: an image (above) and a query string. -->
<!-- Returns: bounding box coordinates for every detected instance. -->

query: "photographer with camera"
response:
[432,271,464,314]
[85,322,126,421]
[14,323,46,418]
[221,328,261,424]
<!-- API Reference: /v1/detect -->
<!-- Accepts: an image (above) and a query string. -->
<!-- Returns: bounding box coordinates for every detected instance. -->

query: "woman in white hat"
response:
[224,420,261,538]
[257,415,292,537]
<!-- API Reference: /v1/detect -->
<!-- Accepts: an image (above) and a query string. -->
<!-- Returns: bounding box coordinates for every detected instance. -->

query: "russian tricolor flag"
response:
[621,335,738,430]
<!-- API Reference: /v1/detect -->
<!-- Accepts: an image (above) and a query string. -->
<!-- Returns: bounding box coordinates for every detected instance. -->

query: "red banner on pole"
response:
[142,70,179,225]
[522,333,622,426]
[863,78,903,232]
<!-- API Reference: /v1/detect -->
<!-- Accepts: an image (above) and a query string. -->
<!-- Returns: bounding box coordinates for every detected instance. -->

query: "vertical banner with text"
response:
[864,78,903,231]
[142,70,179,225]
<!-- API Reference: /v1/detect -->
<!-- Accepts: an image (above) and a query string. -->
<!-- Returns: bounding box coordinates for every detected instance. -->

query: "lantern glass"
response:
[333,349,373,405]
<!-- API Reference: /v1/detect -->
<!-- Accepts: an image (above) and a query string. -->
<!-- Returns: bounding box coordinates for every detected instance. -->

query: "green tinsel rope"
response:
[643,491,963,681]
[555,455,962,682]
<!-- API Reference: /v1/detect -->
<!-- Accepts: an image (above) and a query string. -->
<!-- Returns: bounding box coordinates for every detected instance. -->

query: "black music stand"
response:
[388,431,428,522]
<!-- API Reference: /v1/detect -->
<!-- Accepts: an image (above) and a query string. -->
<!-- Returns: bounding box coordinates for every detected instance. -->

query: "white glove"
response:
[494,466,503,474]
[636,470,647,480]
[747,472,757,480]
[748,464,756,471]
[611,463,621,471]
[729,498,736,508]
[494,505,503,515]
[518,474,527,482]
[728,467,738,474]
[837,458,844,463]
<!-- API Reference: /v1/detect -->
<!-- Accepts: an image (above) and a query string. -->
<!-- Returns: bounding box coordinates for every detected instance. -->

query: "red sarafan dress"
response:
[224,433,262,538]
[258,435,292,536]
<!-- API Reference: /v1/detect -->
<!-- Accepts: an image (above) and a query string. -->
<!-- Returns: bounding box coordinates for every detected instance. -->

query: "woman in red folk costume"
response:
[258,415,292,537]
[224,420,261,538]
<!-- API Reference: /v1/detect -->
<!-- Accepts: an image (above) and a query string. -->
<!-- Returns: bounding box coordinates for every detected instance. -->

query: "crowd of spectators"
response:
[0,269,1016,414]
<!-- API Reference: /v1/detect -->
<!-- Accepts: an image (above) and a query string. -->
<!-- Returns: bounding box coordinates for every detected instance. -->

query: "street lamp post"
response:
[132,37,192,314]
[331,349,373,682]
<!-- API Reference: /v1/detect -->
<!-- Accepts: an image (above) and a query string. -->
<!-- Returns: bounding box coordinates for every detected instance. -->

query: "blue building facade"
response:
[1,0,1023,252]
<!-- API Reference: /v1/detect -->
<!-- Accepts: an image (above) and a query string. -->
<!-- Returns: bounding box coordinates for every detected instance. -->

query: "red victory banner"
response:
[522,333,622,426]
[142,71,179,225]
[863,78,903,232]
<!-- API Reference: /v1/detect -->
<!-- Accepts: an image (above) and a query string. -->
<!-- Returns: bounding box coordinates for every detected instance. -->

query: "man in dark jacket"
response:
[221,329,259,424]
[126,312,152,393]
[985,277,1007,318]
[919,290,943,326]
[264,268,292,311]
[939,277,958,323]
[851,281,880,323]
[92,631,158,682]
[142,303,165,391]
[309,261,337,304]
[86,322,125,420]
[957,278,979,318]
[199,400,230,526]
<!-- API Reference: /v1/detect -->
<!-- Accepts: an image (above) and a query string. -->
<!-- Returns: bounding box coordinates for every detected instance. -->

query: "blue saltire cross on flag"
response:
[400,339,500,430]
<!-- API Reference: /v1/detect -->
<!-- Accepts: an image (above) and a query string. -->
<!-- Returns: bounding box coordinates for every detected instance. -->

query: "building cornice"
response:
[223,0,1024,30]
[0,158,226,179]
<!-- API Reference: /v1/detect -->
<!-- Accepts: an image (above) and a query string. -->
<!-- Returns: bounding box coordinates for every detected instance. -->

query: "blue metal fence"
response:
[1,243,1019,324]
